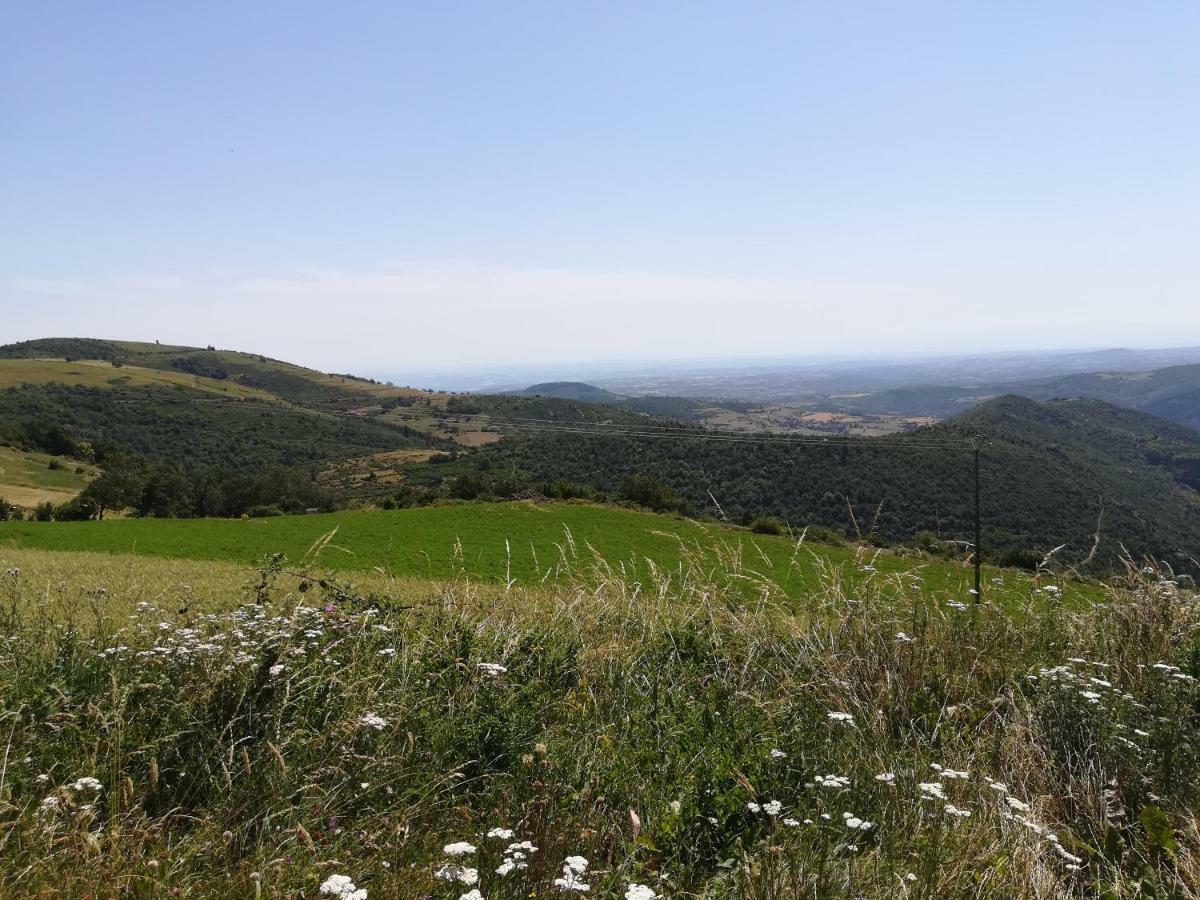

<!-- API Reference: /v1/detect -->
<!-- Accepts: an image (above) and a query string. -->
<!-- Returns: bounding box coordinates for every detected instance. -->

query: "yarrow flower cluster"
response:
[319,874,367,899]
[625,884,657,900]
[496,839,537,876]
[553,855,590,893]
[746,799,783,816]
[436,841,480,887]
[477,662,507,676]
[358,712,388,731]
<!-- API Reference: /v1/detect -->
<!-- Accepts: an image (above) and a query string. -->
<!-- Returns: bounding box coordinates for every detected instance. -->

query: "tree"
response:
[78,457,144,519]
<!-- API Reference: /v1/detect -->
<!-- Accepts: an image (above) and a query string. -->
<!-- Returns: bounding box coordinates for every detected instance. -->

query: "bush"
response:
[803,524,847,546]
[749,516,787,536]
[32,501,55,522]
[247,504,283,518]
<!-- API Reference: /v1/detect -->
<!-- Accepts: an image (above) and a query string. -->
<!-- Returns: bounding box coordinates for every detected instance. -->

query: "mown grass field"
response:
[0,501,1026,600]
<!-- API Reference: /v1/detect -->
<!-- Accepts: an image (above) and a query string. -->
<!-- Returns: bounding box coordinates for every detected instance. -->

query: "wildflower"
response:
[554,871,590,892]
[946,600,968,611]
[814,774,851,789]
[769,748,787,759]
[477,662,507,676]
[827,711,855,725]
[377,648,397,657]
[895,632,914,643]
[762,799,782,816]
[319,874,367,899]
[842,813,874,830]
[269,663,286,677]
[359,712,388,731]
[486,827,515,840]
[460,891,484,900]
[507,840,537,854]
[68,776,103,793]
[1079,691,1102,703]
[626,885,657,900]
[1005,796,1030,812]
[554,857,590,892]
[875,772,896,784]
[783,817,800,827]
[918,782,947,801]
[944,803,972,818]
[443,841,478,856]
[932,764,969,780]
[746,801,761,813]
[436,865,479,886]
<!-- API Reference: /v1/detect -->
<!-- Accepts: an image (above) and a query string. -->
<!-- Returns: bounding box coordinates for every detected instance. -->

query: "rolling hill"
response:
[835,362,1200,430]
[421,395,1200,574]
[4,337,1198,576]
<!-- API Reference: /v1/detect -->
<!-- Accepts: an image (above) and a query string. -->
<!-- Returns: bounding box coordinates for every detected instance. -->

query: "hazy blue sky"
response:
[3,2,1199,375]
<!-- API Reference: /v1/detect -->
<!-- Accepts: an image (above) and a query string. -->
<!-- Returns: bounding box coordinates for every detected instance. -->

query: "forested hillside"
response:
[420,396,1200,573]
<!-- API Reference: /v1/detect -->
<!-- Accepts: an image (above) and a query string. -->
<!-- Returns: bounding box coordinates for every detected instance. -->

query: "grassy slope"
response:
[0,358,277,399]
[0,445,98,508]
[0,500,1011,597]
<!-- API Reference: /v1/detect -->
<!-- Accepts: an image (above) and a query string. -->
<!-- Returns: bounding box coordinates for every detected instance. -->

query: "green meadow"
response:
[0,500,1012,599]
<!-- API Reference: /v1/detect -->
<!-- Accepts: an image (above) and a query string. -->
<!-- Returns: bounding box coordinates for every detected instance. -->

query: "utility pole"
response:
[973,439,982,602]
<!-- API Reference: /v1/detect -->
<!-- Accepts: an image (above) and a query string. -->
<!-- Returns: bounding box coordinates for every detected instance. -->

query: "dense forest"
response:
[406,396,1200,574]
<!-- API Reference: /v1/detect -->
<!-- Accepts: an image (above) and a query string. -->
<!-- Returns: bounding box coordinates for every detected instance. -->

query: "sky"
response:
[3,2,1199,379]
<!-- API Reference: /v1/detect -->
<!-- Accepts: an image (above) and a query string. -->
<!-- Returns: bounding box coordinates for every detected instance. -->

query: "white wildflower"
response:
[443,841,478,856]
[769,748,787,759]
[625,885,657,900]
[477,662,507,676]
[827,711,855,725]
[944,803,972,818]
[459,891,484,900]
[319,874,367,899]
[359,712,388,731]
[554,858,590,892]
[918,782,947,801]
[486,827,515,840]
[875,772,896,784]
[436,865,479,886]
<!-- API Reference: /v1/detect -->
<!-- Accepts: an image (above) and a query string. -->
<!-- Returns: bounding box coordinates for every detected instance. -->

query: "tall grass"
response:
[0,545,1197,897]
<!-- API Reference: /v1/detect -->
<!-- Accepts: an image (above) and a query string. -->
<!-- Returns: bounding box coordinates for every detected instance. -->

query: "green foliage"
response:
[749,516,787,536]
[0,383,440,473]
